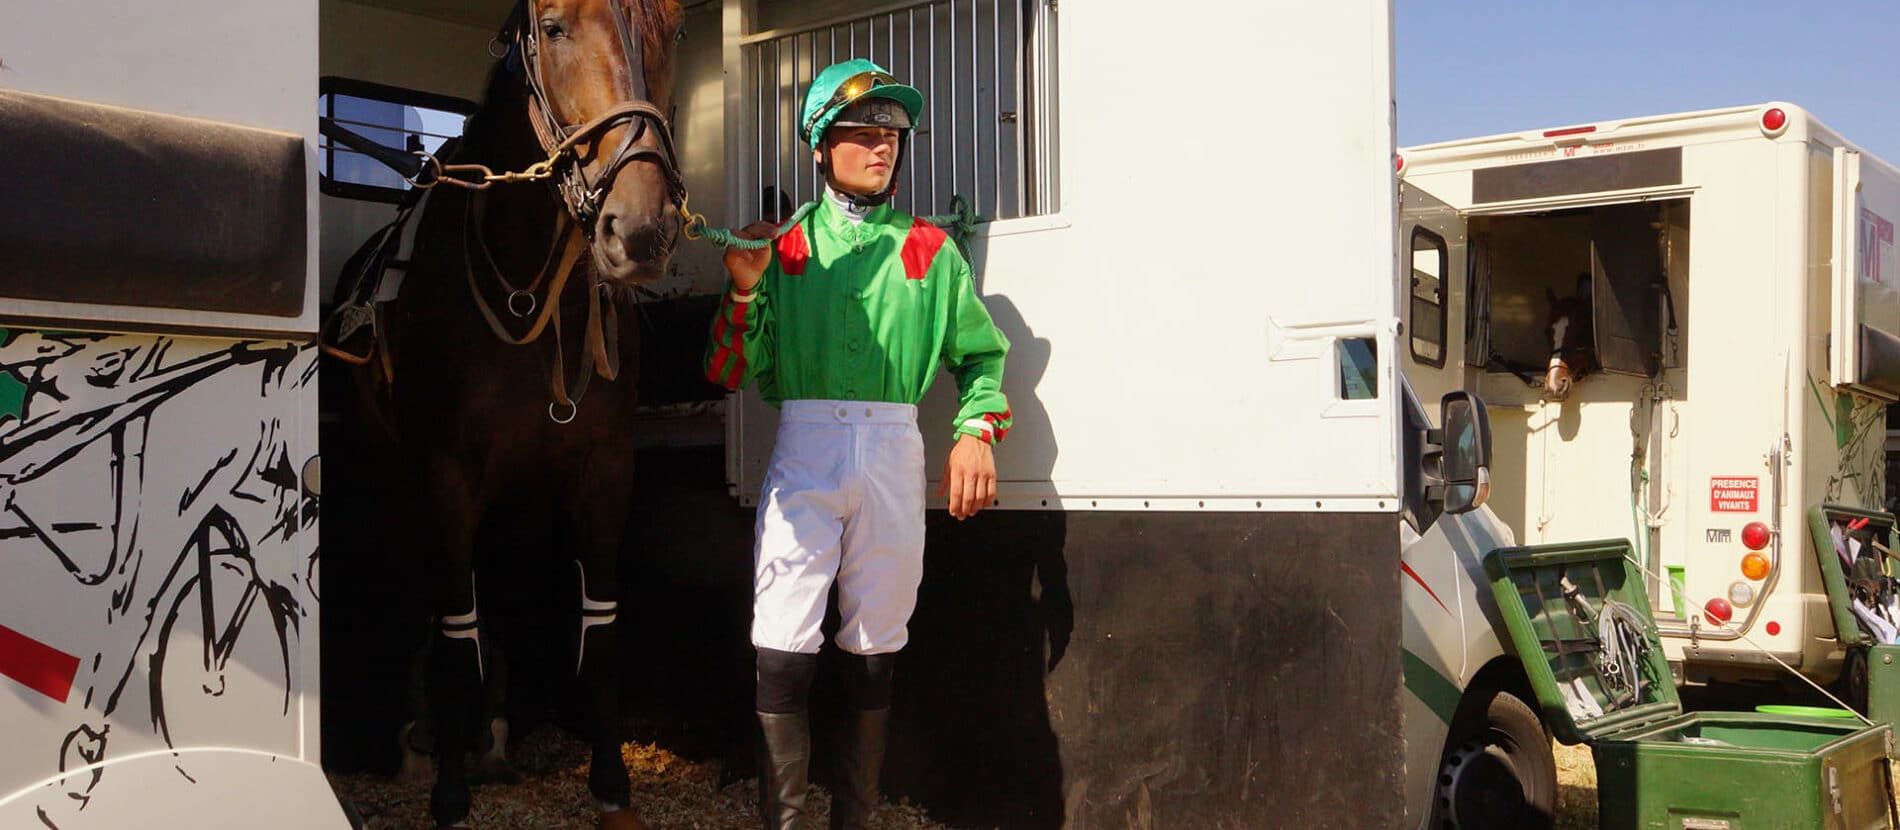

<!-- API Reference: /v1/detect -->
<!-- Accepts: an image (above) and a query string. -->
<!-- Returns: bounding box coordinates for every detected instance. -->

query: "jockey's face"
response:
[819,125,901,198]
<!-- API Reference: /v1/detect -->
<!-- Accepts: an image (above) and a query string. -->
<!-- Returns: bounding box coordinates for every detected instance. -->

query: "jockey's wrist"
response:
[955,421,997,446]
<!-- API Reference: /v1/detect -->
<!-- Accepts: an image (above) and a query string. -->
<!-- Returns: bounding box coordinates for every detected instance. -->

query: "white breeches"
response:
[752,400,926,656]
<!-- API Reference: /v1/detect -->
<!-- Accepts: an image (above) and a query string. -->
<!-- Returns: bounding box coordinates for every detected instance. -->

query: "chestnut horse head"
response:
[1543,273,1598,400]
[508,0,686,284]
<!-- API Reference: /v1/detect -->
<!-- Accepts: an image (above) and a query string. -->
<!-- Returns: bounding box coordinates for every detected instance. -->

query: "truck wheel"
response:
[1432,686,1556,830]
[1837,646,1870,714]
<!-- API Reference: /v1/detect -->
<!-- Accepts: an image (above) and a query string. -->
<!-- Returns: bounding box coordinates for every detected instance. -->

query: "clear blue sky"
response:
[1396,1,1900,160]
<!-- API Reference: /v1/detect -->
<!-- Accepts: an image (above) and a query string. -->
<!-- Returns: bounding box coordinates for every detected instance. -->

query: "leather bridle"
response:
[506,0,687,236]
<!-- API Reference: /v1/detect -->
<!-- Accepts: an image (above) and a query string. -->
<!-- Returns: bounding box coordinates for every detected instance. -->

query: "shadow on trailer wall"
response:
[319,295,1404,827]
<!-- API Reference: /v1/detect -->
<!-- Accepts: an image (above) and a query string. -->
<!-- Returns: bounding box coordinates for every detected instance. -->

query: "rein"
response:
[680,194,981,251]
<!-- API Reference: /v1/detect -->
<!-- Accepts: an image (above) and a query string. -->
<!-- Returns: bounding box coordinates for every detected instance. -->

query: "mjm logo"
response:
[1706,528,1732,544]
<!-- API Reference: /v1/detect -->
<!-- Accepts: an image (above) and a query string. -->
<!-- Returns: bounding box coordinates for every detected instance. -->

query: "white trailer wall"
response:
[731,0,1403,509]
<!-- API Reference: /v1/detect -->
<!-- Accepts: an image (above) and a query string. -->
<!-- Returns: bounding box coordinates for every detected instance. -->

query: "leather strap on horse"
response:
[462,205,587,347]
[544,275,622,423]
[459,197,620,421]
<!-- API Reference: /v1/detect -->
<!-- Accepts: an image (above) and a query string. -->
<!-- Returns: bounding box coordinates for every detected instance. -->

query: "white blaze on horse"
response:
[1543,274,1598,401]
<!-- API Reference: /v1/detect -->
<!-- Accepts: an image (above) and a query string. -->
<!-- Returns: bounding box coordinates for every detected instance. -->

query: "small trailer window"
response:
[743,0,1059,222]
[1339,337,1379,400]
[318,77,477,203]
[1410,227,1448,367]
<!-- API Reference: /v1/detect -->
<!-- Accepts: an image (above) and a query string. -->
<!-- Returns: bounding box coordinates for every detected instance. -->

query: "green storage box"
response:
[1810,506,1900,732]
[1871,644,1900,731]
[1486,540,1898,830]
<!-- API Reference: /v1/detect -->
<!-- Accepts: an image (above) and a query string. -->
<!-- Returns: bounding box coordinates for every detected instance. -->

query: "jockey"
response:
[703,58,1011,830]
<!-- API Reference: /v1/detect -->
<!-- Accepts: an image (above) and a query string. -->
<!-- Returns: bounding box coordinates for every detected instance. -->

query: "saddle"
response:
[320,178,435,380]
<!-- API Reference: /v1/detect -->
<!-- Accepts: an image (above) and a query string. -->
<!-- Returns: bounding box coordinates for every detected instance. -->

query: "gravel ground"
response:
[336,728,1891,829]
[1554,741,1598,830]
[337,731,1600,829]
[331,725,947,830]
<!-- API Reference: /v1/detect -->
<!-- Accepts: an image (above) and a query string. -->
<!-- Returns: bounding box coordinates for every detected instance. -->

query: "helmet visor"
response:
[805,71,903,137]
[830,97,913,131]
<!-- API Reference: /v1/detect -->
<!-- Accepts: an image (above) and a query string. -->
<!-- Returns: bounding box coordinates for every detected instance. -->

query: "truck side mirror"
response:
[1440,391,1492,514]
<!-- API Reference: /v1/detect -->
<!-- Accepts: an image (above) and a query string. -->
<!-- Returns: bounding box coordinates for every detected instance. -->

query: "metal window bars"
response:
[740,0,1057,224]
[319,93,467,195]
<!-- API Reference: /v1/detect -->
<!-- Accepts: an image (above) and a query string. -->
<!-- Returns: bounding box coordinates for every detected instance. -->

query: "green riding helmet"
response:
[799,59,925,147]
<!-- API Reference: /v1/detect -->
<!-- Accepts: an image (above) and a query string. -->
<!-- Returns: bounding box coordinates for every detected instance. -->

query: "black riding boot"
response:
[828,707,890,830]
[757,711,811,830]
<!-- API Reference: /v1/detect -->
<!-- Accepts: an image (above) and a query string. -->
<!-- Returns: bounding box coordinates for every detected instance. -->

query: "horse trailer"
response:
[0,3,338,828]
[1398,104,1900,710]
[1,0,1569,827]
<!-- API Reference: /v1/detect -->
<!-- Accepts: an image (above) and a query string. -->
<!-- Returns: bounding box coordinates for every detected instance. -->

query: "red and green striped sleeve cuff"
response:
[703,286,758,390]
[954,408,1012,445]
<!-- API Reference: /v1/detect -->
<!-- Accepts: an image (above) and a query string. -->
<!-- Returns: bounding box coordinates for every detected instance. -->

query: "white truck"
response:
[1394,102,1900,824]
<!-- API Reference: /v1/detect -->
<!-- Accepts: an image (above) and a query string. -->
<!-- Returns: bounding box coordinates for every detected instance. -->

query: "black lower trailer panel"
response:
[321,440,1405,829]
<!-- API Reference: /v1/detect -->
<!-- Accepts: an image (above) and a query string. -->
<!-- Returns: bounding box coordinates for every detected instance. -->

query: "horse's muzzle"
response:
[1544,357,1575,401]
[593,209,681,284]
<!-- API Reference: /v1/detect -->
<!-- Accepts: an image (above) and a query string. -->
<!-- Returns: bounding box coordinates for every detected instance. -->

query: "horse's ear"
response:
[1546,287,1559,305]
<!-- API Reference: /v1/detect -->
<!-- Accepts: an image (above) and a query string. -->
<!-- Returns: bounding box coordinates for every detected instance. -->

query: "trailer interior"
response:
[315,0,1083,825]
[1467,199,1689,394]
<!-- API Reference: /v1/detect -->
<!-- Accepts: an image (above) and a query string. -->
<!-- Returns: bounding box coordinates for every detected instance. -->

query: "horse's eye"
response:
[540,18,567,39]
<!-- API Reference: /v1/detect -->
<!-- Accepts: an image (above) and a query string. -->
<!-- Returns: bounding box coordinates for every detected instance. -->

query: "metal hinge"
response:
[1828,764,1843,815]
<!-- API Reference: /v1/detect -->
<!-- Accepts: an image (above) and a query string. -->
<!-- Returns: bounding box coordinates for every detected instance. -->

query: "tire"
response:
[1837,646,1871,715]
[1431,685,1557,830]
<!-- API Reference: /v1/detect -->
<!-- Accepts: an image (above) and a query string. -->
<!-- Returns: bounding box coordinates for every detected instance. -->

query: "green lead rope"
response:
[682,194,978,251]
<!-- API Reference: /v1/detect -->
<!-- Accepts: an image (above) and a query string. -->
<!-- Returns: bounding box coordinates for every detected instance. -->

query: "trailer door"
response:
[0,3,339,827]
[1401,183,1468,420]
[1830,148,1900,398]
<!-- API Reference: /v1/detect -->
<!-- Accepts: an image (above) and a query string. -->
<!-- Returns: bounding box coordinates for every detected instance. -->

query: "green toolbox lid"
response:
[1483,539,1681,745]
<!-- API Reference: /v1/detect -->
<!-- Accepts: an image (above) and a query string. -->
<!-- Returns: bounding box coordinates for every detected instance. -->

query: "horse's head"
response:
[518,0,686,284]
[1543,275,1596,400]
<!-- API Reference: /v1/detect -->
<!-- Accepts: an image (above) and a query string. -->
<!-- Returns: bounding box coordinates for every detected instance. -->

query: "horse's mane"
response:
[623,0,684,58]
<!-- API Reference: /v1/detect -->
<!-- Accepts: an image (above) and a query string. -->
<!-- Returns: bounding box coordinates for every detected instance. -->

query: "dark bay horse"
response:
[361,2,685,827]
[1544,273,1598,400]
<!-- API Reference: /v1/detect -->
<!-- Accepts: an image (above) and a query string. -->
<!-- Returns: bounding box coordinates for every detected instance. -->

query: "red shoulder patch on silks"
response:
[900,217,949,281]
[775,224,809,276]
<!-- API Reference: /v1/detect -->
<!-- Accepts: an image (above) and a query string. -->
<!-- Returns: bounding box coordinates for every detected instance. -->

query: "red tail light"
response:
[1704,597,1734,624]
[1742,521,1771,551]
[1761,107,1789,138]
[1543,125,1597,138]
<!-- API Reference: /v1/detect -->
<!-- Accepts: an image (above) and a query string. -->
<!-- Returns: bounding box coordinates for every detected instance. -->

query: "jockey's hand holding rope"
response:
[722,221,779,294]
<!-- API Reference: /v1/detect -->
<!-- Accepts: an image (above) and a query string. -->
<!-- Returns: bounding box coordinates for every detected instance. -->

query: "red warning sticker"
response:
[1710,477,1759,513]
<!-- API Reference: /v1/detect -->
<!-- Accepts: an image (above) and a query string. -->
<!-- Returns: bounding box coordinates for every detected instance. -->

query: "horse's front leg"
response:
[573,472,647,830]
[414,456,485,829]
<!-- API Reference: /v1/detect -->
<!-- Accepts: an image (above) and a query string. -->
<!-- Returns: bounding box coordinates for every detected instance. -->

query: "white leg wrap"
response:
[576,562,617,674]
[439,581,483,679]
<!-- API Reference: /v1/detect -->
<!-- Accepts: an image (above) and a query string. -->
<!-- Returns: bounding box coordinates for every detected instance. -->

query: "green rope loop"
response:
[683,194,978,251]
